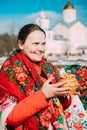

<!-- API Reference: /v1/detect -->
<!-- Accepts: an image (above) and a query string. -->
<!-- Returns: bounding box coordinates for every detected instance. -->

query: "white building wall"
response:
[52,23,69,39]
[45,40,67,55]
[69,22,87,53]
[46,30,53,41]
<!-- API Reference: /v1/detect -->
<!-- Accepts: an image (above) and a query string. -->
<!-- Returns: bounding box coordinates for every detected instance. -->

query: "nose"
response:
[38,44,46,52]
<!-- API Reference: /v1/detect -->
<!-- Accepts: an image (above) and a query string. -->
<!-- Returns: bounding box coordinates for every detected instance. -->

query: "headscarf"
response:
[64,65,87,111]
[0,50,67,130]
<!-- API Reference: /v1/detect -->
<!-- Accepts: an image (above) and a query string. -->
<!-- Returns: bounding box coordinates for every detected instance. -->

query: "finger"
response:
[53,81,67,88]
[55,87,70,92]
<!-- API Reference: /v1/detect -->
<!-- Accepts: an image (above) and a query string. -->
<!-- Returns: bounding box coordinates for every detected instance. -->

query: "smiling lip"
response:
[33,51,44,56]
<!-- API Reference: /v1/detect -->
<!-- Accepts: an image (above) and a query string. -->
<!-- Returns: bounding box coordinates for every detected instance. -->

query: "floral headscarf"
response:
[64,65,87,111]
[0,50,67,130]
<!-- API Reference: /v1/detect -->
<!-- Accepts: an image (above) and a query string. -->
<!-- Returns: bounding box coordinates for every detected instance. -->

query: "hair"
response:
[17,23,46,44]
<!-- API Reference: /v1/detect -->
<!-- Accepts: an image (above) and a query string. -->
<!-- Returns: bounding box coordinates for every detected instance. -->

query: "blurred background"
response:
[0,0,87,68]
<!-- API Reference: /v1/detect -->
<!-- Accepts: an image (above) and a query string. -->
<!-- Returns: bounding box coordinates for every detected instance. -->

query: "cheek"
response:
[43,46,46,52]
[24,45,36,55]
[24,44,31,51]
[44,46,47,51]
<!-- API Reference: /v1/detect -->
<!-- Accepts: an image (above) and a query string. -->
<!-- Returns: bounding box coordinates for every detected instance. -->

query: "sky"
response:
[0,0,87,34]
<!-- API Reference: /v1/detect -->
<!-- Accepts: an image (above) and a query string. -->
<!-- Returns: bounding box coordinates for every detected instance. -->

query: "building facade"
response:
[36,0,87,56]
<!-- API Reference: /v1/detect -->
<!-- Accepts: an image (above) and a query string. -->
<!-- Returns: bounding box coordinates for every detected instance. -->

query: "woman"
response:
[0,23,71,130]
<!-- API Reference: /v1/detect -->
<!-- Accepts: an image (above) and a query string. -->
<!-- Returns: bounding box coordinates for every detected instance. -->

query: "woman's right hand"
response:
[41,76,71,99]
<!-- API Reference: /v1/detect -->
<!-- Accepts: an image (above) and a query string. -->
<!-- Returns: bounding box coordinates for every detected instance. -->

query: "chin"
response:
[33,57,42,62]
[34,59,42,62]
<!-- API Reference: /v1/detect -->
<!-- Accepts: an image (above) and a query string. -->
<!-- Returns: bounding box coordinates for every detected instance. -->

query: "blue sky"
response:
[0,0,87,34]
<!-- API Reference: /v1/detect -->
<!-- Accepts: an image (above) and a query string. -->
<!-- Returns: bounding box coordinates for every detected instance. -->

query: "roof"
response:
[61,20,77,27]
[63,1,75,10]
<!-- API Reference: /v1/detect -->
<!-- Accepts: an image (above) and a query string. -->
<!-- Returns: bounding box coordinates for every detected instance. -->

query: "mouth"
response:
[34,51,44,57]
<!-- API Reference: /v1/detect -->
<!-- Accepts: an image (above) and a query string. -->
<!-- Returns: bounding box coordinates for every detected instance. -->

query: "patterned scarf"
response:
[0,50,67,130]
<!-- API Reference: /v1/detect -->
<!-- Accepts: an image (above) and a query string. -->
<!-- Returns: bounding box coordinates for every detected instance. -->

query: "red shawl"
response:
[0,50,68,130]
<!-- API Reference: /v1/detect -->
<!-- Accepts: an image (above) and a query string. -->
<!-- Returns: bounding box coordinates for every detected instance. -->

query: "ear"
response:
[17,40,24,50]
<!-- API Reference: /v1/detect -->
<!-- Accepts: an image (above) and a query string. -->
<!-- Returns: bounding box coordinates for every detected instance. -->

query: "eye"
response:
[33,42,39,45]
[42,42,46,45]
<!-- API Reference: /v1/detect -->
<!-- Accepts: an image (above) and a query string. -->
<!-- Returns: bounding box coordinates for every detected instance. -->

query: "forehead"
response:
[26,30,45,41]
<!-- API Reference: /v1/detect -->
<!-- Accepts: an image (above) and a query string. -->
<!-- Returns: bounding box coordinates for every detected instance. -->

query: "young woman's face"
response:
[18,30,46,62]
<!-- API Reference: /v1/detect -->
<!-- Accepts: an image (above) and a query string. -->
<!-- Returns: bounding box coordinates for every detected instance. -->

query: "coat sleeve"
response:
[6,90,48,126]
